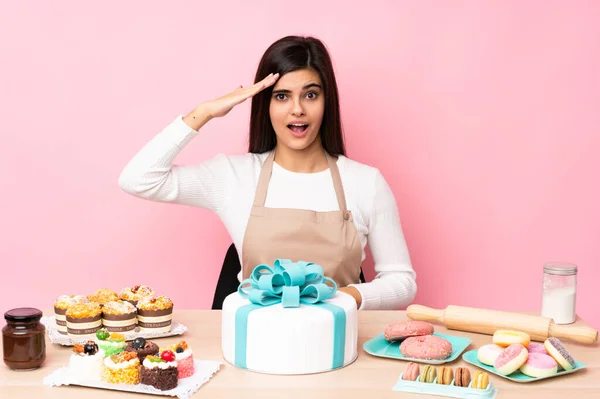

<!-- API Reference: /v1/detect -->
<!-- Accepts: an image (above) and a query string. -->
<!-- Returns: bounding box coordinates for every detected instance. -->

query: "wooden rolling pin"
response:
[406,304,598,344]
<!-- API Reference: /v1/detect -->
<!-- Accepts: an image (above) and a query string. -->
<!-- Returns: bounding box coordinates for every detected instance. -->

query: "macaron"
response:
[400,335,453,360]
[419,365,437,383]
[454,367,471,387]
[494,344,529,375]
[544,337,576,371]
[493,330,531,347]
[402,362,420,381]
[436,366,453,385]
[520,353,558,378]
[477,344,504,366]
[384,320,434,342]
[472,371,490,389]
[527,343,548,355]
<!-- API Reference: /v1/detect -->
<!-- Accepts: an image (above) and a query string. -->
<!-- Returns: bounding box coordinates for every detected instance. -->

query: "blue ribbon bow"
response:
[237,259,338,308]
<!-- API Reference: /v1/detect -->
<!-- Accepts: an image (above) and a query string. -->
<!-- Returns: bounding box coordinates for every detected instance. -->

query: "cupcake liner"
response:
[102,312,137,333]
[137,308,173,333]
[66,315,102,339]
[54,306,68,335]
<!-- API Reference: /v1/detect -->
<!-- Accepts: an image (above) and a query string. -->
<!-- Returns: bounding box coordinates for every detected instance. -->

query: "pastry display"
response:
[101,301,137,332]
[65,303,102,339]
[401,363,490,390]
[54,295,89,335]
[399,335,453,360]
[102,351,141,384]
[120,285,155,306]
[162,340,194,379]
[67,341,105,382]
[140,351,178,391]
[137,296,173,333]
[384,320,434,342]
[125,337,159,362]
[95,329,126,356]
[87,288,119,307]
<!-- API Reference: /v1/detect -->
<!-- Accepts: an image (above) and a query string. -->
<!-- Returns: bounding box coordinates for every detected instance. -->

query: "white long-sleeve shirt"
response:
[118,115,417,310]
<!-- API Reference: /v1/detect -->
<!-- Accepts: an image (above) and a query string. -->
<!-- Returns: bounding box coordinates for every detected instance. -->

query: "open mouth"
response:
[287,123,309,135]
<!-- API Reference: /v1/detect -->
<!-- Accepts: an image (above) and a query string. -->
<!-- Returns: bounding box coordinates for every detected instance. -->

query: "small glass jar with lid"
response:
[2,307,46,370]
[541,262,577,324]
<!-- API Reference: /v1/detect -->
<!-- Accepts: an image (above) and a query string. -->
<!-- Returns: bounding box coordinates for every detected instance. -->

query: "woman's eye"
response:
[306,92,318,99]
[275,94,287,101]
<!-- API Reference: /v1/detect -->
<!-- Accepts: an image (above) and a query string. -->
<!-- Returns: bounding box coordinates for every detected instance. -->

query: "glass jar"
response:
[2,307,46,370]
[541,262,577,324]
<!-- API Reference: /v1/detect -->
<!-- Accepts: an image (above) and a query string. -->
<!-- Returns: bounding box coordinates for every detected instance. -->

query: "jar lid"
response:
[543,262,578,276]
[4,307,43,323]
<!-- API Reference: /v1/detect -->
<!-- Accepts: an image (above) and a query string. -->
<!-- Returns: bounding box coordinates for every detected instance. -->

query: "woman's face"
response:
[269,68,325,152]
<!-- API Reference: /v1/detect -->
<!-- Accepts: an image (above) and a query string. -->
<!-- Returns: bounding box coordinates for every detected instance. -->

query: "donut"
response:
[492,330,531,347]
[494,344,528,375]
[527,343,548,355]
[544,338,576,371]
[477,344,504,366]
[402,362,420,381]
[520,353,558,378]
[400,335,453,360]
[383,320,434,342]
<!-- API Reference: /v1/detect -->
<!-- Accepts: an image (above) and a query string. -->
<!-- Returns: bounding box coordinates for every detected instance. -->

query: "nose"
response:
[290,97,305,117]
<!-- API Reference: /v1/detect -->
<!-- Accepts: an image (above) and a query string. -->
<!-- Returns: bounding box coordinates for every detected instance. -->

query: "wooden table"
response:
[2,310,599,398]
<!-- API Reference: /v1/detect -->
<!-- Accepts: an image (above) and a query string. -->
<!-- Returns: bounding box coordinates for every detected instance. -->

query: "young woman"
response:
[119,35,416,310]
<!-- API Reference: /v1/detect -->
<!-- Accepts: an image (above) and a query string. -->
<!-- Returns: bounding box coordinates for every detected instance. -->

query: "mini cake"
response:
[102,301,137,332]
[87,288,119,307]
[137,296,173,333]
[67,341,105,382]
[125,337,159,362]
[54,295,89,335]
[141,350,178,391]
[119,285,155,306]
[66,303,102,340]
[162,340,194,378]
[103,351,140,385]
[95,329,127,356]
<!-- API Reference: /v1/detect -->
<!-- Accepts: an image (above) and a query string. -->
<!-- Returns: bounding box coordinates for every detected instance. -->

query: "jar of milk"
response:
[541,262,577,324]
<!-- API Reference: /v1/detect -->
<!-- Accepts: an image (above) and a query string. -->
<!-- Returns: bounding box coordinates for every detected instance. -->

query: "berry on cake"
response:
[125,337,159,362]
[161,341,194,379]
[67,341,104,382]
[140,350,178,391]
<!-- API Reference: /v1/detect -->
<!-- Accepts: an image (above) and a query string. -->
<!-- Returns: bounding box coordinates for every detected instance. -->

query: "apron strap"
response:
[252,150,348,213]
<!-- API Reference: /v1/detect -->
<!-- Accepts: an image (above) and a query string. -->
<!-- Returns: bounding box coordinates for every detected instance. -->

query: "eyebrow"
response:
[272,83,322,94]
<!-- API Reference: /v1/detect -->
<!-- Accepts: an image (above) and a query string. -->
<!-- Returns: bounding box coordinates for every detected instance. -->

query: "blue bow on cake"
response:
[237,259,338,308]
[233,259,346,370]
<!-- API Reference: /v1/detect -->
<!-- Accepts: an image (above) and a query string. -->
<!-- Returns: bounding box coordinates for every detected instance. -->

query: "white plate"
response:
[43,360,222,399]
[42,316,188,346]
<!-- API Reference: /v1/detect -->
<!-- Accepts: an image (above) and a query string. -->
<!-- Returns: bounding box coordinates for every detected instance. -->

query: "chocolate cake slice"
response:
[125,338,159,362]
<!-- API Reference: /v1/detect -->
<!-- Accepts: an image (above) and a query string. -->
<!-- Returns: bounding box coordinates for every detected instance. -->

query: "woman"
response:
[119,35,416,310]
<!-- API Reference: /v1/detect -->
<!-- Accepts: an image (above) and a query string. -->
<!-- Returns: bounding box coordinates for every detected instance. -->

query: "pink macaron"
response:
[402,362,420,381]
[494,344,528,375]
[527,343,548,355]
[520,353,558,378]
[384,320,434,342]
[400,335,453,360]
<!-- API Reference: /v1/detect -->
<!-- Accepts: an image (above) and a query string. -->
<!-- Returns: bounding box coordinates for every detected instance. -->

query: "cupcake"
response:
[66,303,102,340]
[95,329,127,356]
[119,285,155,306]
[102,351,140,385]
[102,301,137,332]
[87,288,119,307]
[54,295,89,335]
[162,341,194,379]
[125,337,159,362]
[67,341,105,382]
[141,351,178,391]
[137,296,173,333]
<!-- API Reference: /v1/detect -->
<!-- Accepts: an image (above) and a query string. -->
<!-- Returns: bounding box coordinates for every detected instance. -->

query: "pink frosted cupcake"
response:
[161,341,194,379]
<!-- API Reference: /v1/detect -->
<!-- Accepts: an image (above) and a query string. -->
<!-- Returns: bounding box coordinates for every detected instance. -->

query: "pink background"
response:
[1,2,598,329]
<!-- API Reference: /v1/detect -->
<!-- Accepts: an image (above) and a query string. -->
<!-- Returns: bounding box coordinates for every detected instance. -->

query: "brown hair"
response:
[248,36,346,156]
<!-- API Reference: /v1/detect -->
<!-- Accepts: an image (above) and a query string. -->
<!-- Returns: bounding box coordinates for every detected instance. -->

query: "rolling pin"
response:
[406,304,598,344]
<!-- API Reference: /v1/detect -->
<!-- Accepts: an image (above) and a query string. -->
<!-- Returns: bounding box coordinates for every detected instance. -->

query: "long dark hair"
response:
[248,36,346,156]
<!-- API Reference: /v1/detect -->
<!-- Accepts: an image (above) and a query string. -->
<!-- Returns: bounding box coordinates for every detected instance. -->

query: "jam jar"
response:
[3,308,46,370]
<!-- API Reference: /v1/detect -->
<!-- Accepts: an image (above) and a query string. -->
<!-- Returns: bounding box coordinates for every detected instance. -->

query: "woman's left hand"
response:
[338,286,362,309]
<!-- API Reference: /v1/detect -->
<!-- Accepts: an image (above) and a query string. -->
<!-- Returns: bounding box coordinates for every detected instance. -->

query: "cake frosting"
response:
[102,301,137,332]
[67,342,104,382]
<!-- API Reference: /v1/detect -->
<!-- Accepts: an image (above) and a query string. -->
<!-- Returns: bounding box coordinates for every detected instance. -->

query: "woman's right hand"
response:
[183,73,279,130]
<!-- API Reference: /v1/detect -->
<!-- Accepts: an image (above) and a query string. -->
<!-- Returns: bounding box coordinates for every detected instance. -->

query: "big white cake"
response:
[222,291,358,374]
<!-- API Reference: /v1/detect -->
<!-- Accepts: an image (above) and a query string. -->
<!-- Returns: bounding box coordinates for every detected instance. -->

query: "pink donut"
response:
[384,320,434,342]
[400,335,453,360]
[527,343,548,355]
[494,344,528,375]
[520,353,558,378]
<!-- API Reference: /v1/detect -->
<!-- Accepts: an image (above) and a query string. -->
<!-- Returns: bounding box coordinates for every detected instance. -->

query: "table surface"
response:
[2,310,599,399]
